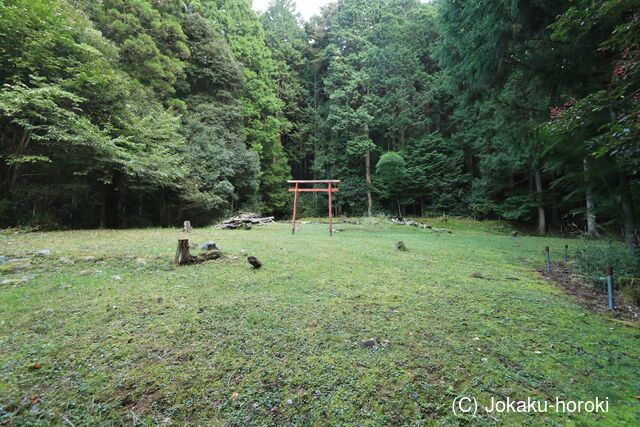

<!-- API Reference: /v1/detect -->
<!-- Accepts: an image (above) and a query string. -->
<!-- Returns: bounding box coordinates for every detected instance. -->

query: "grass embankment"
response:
[1,220,639,425]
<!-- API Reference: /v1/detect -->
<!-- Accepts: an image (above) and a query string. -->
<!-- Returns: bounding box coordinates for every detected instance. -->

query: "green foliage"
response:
[573,242,640,287]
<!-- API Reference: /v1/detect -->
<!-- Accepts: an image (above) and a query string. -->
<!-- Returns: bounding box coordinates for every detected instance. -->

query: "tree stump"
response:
[175,239,196,264]
[183,220,193,233]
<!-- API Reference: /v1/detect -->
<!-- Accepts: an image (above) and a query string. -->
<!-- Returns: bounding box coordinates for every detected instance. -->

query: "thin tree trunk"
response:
[365,148,372,216]
[534,168,546,235]
[619,171,637,253]
[583,157,598,236]
[8,128,32,193]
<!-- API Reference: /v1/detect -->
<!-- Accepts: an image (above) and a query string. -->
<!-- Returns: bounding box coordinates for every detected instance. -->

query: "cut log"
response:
[183,220,193,233]
[175,239,196,264]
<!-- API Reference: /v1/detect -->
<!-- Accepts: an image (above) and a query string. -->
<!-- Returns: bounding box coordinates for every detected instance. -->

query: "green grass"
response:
[1,221,639,425]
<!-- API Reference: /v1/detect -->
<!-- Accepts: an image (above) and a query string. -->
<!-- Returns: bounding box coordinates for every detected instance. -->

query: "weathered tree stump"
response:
[183,220,193,233]
[175,239,196,264]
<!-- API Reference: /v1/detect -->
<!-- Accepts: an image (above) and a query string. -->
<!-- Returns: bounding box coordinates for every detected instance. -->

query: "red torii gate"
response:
[288,180,339,235]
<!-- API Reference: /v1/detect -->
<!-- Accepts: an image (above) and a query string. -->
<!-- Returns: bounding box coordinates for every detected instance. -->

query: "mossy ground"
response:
[1,221,639,425]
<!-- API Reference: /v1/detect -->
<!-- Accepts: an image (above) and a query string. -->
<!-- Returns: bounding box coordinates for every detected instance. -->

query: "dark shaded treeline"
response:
[0,0,638,250]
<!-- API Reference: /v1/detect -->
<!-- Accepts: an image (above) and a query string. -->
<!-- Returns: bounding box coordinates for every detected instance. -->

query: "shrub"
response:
[573,241,640,307]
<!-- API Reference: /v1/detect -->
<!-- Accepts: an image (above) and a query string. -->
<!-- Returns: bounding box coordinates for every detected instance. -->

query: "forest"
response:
[0,0,638,251]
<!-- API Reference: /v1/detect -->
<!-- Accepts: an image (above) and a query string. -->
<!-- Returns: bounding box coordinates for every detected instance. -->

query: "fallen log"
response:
[214,213,275,230]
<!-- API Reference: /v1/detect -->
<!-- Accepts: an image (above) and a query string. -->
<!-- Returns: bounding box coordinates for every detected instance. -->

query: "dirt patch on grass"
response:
[538,262,640,322]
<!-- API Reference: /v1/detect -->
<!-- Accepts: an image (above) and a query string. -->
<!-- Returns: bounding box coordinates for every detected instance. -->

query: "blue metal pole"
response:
[605,266,614,311]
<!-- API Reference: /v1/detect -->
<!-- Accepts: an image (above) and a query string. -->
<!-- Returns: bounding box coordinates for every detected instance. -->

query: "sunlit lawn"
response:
[1,220,639,425]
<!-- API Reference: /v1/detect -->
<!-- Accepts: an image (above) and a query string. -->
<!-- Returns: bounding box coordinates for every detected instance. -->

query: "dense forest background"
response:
[0,0,638,250]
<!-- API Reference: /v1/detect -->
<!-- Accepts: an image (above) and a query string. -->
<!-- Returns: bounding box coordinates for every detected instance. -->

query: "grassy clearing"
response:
[1,221,639,425]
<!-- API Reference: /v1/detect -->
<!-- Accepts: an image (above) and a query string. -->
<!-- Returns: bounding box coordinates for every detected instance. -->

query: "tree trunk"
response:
[534,168,546,235]
[7,128,32,193]
[619,171,637,253]
[583,157,598,236]
[365,148,372,216]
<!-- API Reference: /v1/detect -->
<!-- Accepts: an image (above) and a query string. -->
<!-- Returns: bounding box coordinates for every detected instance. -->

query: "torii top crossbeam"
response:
[288,180,340,235]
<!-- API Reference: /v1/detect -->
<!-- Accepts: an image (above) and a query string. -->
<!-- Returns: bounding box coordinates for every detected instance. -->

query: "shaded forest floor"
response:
[1,221,639,425]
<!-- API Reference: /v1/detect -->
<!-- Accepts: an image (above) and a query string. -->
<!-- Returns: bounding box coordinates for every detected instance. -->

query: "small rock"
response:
[77,256,96,262]
[35,250,51,257]
[135,258,147,265]
[59,257,71,263]
[481,357,488,363]
[473,337,480,341]
[22,274,38,280]
[2,278,25,285]
[79,270,94,275]
[240,249,247,256]
[111,275,122,281]
[395,241,407,251]
[247,256,262,269]
[286,399,294,405]
[96,261,108,265]
[360,338,377,348]
[125,255,135,259]
[200,241,218,251]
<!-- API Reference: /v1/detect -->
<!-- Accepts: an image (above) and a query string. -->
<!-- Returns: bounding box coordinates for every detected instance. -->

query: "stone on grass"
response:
[395,241,407,251]
[35,250,51,257]
[481,357,488,363]
[360,338,377,348]
[247,256,262,269]
[112,275,122,281]
[77,256,96,262]
[2,278,26,285]
[240,249,247,256]
[200,241,218,251]
[59,257,71,263]
[135,258,147,265]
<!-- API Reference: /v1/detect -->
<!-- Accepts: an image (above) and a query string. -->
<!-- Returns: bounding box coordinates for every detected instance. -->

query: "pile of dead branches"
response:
[214,213,275,230]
